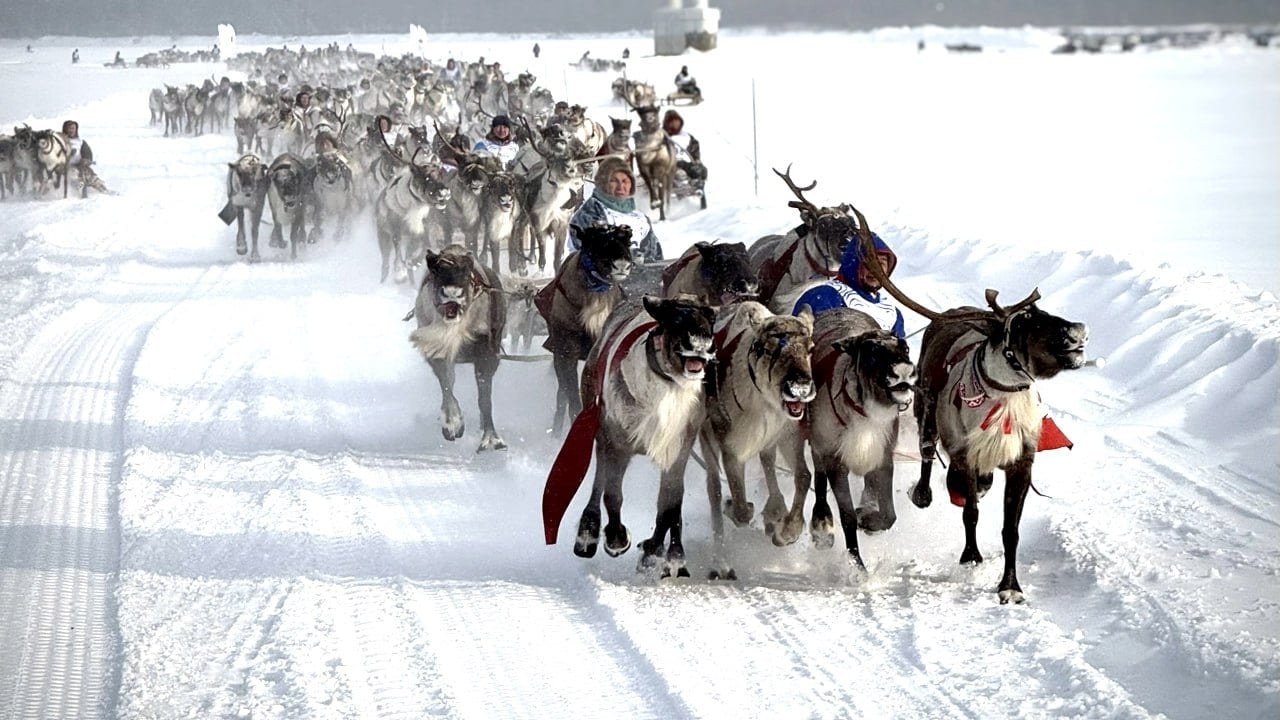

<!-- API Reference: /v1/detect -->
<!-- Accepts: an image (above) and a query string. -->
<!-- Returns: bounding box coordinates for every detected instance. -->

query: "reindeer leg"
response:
[722,453,755,527]
[572,428,621,558]
[810,456,836,549]
[911,393,939,508]
[235,210,248,256]
[951,459,984,566]
[829,469,866,571]
[599,431,634,558]
[249,206,263,263]
[474,350,506,452]
[857,416,899,532]
[699,428,733,580]
[429,358,464,441]
[643,437,695,579]
[551,353,579,435]
[999,455,1034,604]
[760,444,787,537]
[775,431,812,546]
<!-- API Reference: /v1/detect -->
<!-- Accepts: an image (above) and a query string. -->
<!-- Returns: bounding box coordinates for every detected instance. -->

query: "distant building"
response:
[654,0,720,56]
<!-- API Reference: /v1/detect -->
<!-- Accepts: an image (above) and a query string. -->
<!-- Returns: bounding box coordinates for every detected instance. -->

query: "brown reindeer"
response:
[699,301,816,579]
[631,105,676,221]
[661,241,759,307]
[762,307,916,568]
[843,209,1090,603]
[748,166,860,313]
[535,225,636,434]
[408,244,508,451]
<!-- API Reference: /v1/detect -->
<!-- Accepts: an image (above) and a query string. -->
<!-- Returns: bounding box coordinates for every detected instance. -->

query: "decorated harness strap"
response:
[587,317,659,410]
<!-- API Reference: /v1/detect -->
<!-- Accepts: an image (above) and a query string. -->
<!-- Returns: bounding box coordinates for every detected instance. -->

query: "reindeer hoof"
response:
[810,518,835,550]
[998,588,1026,605]
[708,567,738,581]
[604,524,631,557]
[959,546,984,565]
[661,563,691,580]
[236,241,248,256]
[573,512,600,558]
[910,483,933,508]
[441,418,465,441]
[476,432,507,452]
[772,516,804,547]
[856,509,896,533]
[761,495,787,535]
[723,499,754,527]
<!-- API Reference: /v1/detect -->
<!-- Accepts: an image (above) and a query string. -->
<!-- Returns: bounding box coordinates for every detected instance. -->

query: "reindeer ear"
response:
[795,304,815,332]
[695,241,716,261]
[642,295,666,321]
[424,249,442,269]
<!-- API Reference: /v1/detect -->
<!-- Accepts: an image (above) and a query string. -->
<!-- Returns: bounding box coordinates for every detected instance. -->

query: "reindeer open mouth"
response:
[435,286,466,322]
[678,351,712,378]
[782,381,816,419]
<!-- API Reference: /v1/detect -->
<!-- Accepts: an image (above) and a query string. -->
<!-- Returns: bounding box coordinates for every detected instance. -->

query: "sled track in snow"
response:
[0,298,169,720]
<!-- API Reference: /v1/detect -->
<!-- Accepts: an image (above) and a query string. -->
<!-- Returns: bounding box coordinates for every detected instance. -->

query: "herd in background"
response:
[189,44,706,276]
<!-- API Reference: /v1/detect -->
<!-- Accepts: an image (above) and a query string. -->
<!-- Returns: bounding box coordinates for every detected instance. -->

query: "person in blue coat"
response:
[793,230,904,338]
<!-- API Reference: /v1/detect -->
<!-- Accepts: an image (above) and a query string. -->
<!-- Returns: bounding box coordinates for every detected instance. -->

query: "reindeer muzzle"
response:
[782,380,816,419]
[678,351,712,378]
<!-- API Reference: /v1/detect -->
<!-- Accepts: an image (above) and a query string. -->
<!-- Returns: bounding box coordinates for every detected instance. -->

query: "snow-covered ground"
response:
[1,27,1277,720]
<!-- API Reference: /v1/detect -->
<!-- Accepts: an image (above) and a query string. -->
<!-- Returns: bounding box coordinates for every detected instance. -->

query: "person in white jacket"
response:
[472,115,520,169]
[662,109,706,189]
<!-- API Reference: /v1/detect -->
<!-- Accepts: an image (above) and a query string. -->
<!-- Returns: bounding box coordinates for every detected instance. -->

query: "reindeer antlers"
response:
[772,164,819,218]
[846,205,1041,323]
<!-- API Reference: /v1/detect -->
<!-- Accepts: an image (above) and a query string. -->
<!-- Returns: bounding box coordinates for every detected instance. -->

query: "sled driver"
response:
[61,120,110,196]
[793,229,904,338]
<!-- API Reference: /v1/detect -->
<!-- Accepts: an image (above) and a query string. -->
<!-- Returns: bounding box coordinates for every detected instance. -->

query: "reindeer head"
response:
[774,165,858,265]
[747,306,818,419]
[576,224,635,284]
[423,247,483,323]
[312,152,352,191]
[484,171,520,211]
[228,154,266,199]
[608,117,632,136]
[832,330,916,408]
[642,296,716,381]
[423,166,452,210]
[987,296,1089,380]
[695,242,759,304]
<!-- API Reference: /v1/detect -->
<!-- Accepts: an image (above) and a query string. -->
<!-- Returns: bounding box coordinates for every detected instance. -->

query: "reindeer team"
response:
[10,42,1092,604]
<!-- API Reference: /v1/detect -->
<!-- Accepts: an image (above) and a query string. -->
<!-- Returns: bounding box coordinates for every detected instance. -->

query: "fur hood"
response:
[839,231,898,289]
[594,157,635,188]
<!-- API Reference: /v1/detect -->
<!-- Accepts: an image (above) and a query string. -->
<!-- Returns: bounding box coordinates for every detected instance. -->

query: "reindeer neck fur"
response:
[713,306,797,460]
[554,253,623,340]
[603,314,704,471]
[939,330,1041,474]
[409,281,492,363]
[808,351,902,476]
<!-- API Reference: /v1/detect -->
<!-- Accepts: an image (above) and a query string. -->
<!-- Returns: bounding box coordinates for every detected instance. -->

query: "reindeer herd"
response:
[0,124,74,200]
[529,168,1089,604]
[9,42,1090,604]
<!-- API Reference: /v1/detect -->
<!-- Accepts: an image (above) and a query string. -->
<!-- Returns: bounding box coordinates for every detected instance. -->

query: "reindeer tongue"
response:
[683,357,705,375]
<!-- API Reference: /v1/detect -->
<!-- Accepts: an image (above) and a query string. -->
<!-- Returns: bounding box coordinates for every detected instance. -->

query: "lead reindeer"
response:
[543,295,716,579]
[763,306,915,568]
[661,241,759,307]
[849,217,1089,603]
[408,244,508,451]
[218,153,269,261]
[698,301,816,579]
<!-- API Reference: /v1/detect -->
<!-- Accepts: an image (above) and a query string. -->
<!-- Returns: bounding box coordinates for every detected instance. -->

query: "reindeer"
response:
[565,104,606,156]
[479,169,532,276]
[266,152,311,259]
[847,219,1090,603]
[534,225,636,434]
[12,126,70,198]
[218,153,269,261]
[503,276,547,352]
[375,154,450,284]
[0,134,15,199]
[698,302,816,579]
[162,86,183,137]
[661,241,759,307]
[551,296,716,579]
[763,307,915,567]
[631,105,676,221]
[524,155,588,273]
[601,117,634,170]
[148,88,164,125]
[307,152,358,244]
[748,166,859,313]
[408,244,508,451]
